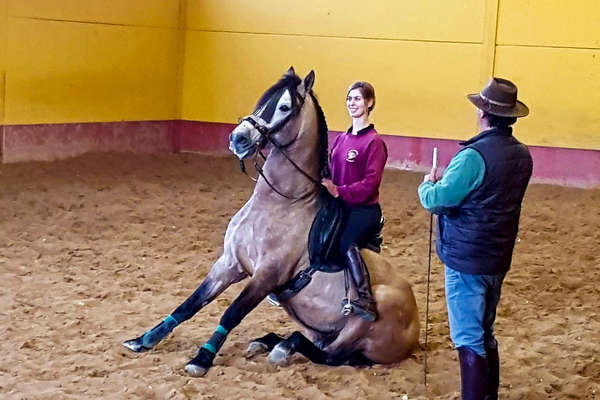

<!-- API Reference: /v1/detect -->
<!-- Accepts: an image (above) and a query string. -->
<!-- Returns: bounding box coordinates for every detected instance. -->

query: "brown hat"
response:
[467,77,529,118]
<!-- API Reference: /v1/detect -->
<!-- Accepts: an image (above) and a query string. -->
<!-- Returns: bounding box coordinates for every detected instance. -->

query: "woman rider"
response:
[321,81,387,321]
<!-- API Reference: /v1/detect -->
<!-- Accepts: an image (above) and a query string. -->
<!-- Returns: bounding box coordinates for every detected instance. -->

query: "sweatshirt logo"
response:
[346,149,358,162]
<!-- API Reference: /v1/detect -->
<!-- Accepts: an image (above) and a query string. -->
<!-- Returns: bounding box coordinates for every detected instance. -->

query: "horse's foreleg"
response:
[184,278,272,377]
[123,256,246,352]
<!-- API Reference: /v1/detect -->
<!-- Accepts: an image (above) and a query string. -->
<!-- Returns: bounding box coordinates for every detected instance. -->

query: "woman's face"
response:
[346,88,371,119]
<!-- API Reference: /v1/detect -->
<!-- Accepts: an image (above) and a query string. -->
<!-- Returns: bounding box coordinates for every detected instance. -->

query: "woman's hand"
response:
[321,178,339,197]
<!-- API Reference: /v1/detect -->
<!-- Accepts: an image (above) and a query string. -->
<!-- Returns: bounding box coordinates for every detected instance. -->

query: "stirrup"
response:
[342,299,353,316]
[341,298,377,321]
[267,294,281,307]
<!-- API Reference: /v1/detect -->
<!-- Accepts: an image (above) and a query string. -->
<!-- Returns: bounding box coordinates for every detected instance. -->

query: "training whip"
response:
[424,146,437,387]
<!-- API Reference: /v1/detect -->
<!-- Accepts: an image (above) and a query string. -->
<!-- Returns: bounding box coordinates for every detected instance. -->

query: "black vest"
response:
[437,127,533,275]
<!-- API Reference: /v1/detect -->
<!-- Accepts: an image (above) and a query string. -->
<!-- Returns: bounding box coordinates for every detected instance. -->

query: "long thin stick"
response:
[424,146,437,387]
[424,212,433,387]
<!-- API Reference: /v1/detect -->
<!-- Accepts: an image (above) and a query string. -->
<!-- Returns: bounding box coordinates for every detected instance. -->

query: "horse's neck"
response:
[240,132,321,278]
[256,110,321,201]
[258,154,315,197]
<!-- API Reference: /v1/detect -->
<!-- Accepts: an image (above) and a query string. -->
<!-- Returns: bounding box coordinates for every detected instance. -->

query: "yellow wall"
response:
[497,1,600,48]
[3,0,181,124]
[494,46,599,149]
[183,0,600,150]
[182,31,481,140]
[1,0,6,124]
[495,1,600,149]
[1,1,598,150]
[186,1,484,43]
[7,0,179,28]
[182,0,487,140]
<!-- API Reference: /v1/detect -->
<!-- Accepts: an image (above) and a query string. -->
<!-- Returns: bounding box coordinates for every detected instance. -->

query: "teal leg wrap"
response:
[141,314,178,349]
[202,343,217,354]
[202,325,229,354]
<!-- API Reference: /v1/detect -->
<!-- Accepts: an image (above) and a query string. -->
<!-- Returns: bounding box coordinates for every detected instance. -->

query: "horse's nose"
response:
[230,132,250,148]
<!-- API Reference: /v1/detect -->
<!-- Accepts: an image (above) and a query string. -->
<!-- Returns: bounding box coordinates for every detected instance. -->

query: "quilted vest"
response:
[437,127,533,275]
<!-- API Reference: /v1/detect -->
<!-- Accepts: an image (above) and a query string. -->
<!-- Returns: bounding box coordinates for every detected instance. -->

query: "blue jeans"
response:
[444,266,506,357]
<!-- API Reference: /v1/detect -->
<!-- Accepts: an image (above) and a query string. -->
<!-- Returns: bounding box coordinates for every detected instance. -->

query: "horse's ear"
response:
[285,66,295,77]
[303,70,315,93]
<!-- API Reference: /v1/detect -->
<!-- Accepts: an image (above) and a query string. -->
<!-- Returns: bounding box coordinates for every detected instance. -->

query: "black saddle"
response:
[273,190,384,302]
[308,191,383,272]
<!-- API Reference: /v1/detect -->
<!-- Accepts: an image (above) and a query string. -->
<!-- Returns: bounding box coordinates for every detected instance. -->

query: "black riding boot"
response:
[458,346,488,400]
[484,346,499,400]
[345,245,377,321]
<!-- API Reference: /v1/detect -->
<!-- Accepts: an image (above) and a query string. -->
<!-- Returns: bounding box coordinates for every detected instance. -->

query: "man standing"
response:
[418,78,533,400]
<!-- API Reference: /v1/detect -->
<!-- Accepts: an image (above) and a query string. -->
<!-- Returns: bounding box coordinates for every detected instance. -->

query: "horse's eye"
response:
[279,105,291,112]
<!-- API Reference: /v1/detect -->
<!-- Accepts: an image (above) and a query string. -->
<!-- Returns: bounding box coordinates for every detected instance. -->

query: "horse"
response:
[123,67,420,377]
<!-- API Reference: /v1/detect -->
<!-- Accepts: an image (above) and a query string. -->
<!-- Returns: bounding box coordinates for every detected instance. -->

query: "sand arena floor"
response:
[0,152,598,399]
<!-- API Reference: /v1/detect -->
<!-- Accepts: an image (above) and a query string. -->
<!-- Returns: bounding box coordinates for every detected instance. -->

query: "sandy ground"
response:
[0,152,598,400]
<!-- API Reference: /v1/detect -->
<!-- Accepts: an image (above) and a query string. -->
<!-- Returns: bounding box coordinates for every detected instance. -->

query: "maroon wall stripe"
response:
[2,120,598,188]
[2,121,175,163]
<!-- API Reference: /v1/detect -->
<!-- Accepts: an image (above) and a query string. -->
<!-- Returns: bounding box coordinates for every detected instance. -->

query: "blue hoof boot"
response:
[185,347,215,377]
[123,316,178,352]
[123,336,148,353]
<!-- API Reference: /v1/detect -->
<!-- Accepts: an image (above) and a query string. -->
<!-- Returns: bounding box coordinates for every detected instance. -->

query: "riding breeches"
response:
[337,203,382,259]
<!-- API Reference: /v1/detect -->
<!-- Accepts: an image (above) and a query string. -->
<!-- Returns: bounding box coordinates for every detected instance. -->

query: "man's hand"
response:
[424,166,438,183]
[321,178,339,197]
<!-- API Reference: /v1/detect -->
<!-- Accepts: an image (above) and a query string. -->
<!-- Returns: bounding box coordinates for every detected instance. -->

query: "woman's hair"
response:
[347,81,376,113]
[483,112,517,128]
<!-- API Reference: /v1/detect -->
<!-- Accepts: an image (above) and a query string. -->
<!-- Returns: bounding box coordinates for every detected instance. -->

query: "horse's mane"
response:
[309,92,331,180]
[254,72,330,180]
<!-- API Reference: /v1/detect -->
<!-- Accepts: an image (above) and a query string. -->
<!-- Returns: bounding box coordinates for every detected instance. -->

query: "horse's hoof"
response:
[268,343,290,367]
[185,347,214,377]
[185,363,208,377]
[122,336,148,353]
[245,341,269,359]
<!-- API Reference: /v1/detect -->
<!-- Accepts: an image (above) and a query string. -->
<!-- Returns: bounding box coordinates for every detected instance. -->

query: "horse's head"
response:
[229,67,315,160]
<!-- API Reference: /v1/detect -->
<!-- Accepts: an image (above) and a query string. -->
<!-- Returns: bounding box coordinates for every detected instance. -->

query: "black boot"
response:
[458,346,488,400]
[484,346,499,400]
[344,245,377,321]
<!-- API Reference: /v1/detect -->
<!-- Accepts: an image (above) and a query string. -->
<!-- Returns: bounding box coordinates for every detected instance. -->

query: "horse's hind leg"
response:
[269,317,373,367]
[123,256,246,352]
[268,331,350,366]
[245,332,285,359]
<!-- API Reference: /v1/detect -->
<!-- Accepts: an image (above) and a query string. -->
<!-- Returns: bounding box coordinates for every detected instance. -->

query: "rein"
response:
[239,150,305,200]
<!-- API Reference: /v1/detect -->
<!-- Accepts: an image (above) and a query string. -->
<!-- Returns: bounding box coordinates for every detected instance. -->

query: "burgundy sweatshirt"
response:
[329,124,388,207]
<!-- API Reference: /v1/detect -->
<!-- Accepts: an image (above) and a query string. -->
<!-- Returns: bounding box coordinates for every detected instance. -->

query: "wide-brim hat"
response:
[467,77,529,118]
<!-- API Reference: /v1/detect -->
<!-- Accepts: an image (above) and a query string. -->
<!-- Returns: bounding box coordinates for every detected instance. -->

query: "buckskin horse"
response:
[123,67,420,377]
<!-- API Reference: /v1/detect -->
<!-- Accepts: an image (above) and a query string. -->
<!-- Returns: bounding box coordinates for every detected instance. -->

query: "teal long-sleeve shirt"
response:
[418,148,486,215]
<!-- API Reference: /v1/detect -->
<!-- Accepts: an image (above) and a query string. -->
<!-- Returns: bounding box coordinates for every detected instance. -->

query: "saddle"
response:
[272,190,384,302]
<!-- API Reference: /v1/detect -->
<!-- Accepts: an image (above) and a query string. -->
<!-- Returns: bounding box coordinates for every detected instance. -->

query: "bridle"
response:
[237,89,321,200]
